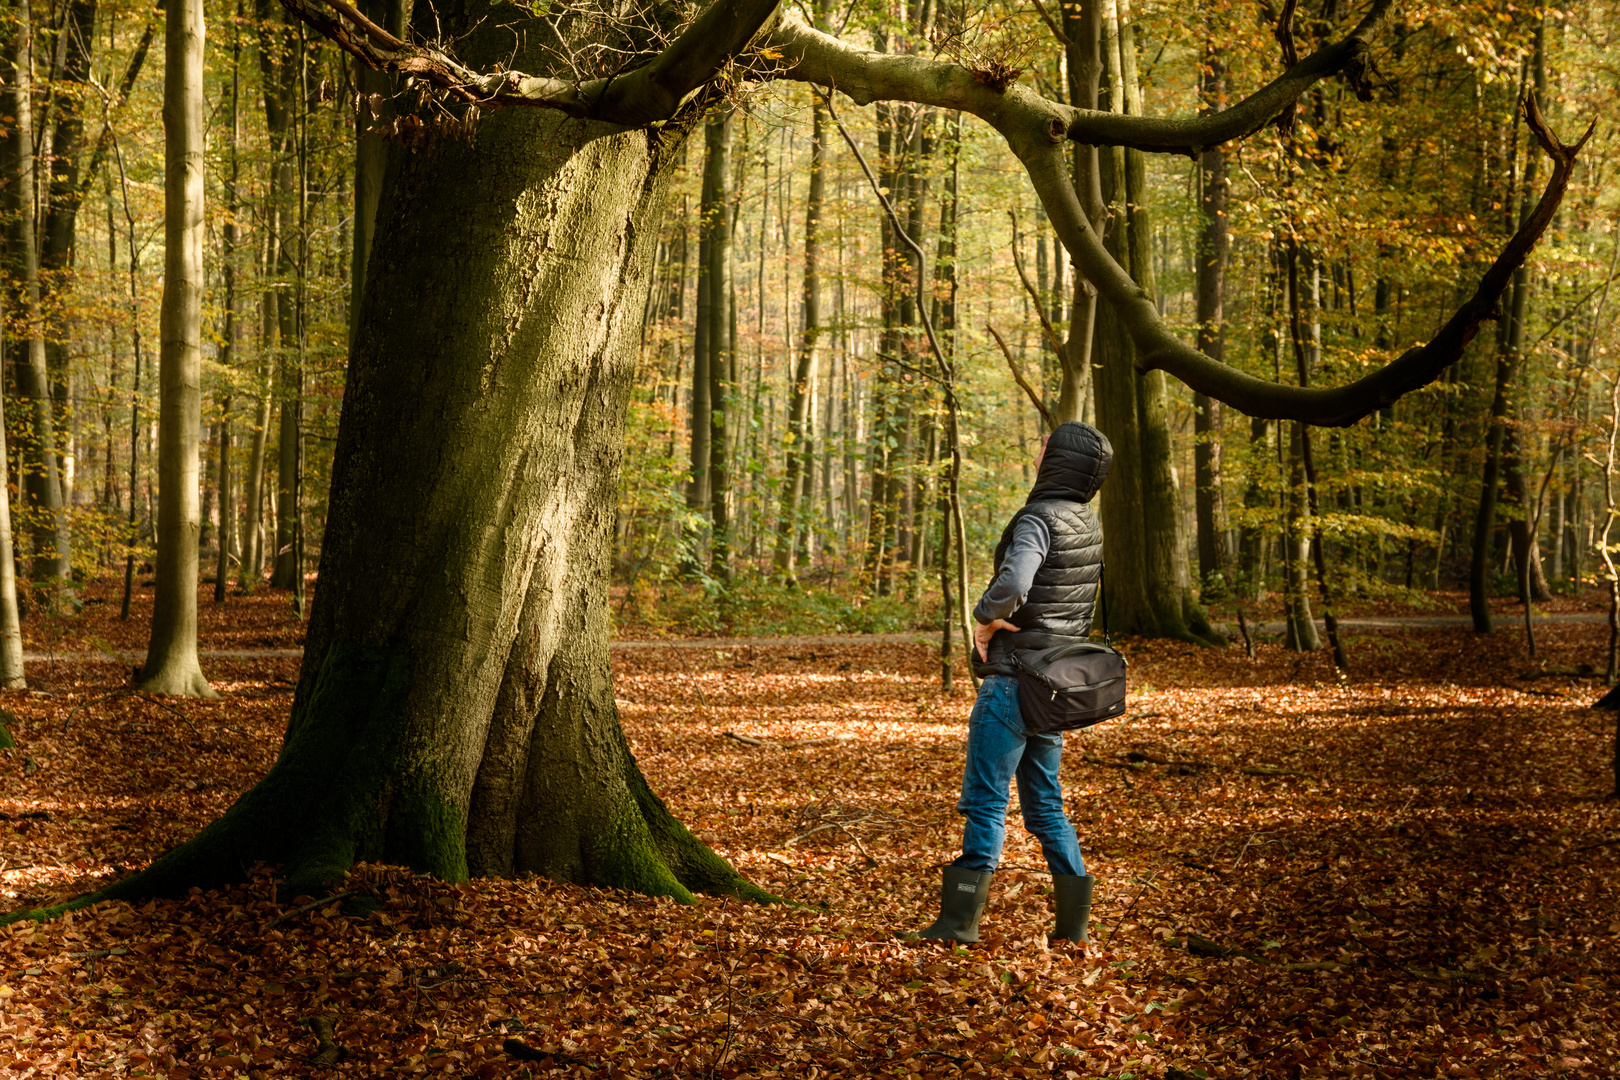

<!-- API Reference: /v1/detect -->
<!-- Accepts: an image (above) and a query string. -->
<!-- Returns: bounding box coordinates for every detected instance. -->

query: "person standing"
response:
[902,421,1112,945]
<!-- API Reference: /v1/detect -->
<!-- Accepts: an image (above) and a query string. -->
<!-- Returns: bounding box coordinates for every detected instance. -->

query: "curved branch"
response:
[1024,93,1592,427]
[278,0,785,124]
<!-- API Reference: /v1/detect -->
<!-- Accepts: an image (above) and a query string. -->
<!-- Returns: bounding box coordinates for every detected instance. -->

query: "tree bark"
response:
[215,2,244,605]
[139,0,215,698]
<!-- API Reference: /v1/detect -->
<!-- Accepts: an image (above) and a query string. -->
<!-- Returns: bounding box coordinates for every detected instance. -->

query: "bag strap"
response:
[1100,563,1111,646]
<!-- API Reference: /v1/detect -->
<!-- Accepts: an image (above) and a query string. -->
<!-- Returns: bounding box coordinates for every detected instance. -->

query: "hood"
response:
[1027,420,1112,504]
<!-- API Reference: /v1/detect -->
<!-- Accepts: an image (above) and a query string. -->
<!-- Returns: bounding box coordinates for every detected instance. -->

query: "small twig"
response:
[986,322,1055,430]
[1104,868,1161,943]
[263,889,359,931]
[787,816,871,845]
[1008,211,1069,360]
[1241,765,1315,780]
[1231,832,1271,870]
[1346,928,1462,983]
[1027,0,1070,45]
[504,1039,591,1065]
[62,690,134,733]
[1571,836,1620,854]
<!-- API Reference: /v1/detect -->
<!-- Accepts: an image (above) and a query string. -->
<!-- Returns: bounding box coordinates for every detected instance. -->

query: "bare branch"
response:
[278,0,786,124]
[1008,210,1069,359]
[1029,0,1071,48]
[986,323,1055,430]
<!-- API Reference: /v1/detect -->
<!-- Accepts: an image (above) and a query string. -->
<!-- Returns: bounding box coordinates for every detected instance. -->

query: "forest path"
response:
[17,610,1609,661]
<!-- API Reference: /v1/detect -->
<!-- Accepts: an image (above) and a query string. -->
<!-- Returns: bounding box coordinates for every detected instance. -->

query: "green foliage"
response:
[617,573,931,639]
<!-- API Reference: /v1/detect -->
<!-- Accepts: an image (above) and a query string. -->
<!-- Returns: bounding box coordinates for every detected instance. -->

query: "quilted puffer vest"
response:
[973,421,1112,679]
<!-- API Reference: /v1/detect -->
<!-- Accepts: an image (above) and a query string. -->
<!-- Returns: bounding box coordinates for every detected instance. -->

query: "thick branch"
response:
[766,0,1392,156]
[1024,93,1592,426]
[279,0,784,124]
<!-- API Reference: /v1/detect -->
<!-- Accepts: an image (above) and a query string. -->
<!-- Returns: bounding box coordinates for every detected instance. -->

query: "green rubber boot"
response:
[897,866,993,944]
[1051,873,1095,943]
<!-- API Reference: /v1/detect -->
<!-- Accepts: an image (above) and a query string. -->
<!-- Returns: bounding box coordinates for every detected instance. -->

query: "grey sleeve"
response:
[973,515,1051,624]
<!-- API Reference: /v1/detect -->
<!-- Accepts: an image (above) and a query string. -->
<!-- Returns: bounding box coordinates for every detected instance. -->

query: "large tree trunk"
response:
[139,0,214,697]
[1089,0,1221,645]
[76,10,768,909]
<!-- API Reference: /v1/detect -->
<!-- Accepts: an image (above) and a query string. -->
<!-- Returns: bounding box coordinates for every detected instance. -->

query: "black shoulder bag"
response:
[1013,565,1128,735]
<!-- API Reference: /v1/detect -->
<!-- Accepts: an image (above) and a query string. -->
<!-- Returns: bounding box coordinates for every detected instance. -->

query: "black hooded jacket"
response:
[972,421,1112,679]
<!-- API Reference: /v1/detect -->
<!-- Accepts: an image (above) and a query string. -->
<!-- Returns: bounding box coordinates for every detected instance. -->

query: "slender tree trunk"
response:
[706,111,734,584]
[258,0,301,590]
[215,3,243,604]
[1193,42,1230,594]
[4,2,72,588]
[0,300,25,689]
[1471,19,1544,634]
[350,0,404,342]
[1283,423,1320,650]
[239,335,272,591]
[139,0,214,698]
[39,0,98,510]
[773,96,825,580]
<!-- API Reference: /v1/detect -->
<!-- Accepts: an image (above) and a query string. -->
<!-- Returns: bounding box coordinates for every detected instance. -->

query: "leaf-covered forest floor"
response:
[1,583,1618,1078]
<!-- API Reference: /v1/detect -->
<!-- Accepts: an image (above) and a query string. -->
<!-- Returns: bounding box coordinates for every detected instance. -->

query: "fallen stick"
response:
[787,816,872,846]
[1082,754,1148,772]
[263,889,359,931]
[723,731,776,747]
[1241,765,1315,780]
[1169,934,1343,972]
[504,1039,591,1065]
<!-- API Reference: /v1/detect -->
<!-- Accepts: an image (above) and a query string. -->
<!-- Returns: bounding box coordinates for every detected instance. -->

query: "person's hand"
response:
[974,619,1020,662]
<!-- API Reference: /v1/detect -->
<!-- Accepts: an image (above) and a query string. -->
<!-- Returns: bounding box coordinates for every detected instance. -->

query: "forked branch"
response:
[279,0,785,124]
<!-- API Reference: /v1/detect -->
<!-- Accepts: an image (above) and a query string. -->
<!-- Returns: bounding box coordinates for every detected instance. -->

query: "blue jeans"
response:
[951,675,1086,876]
